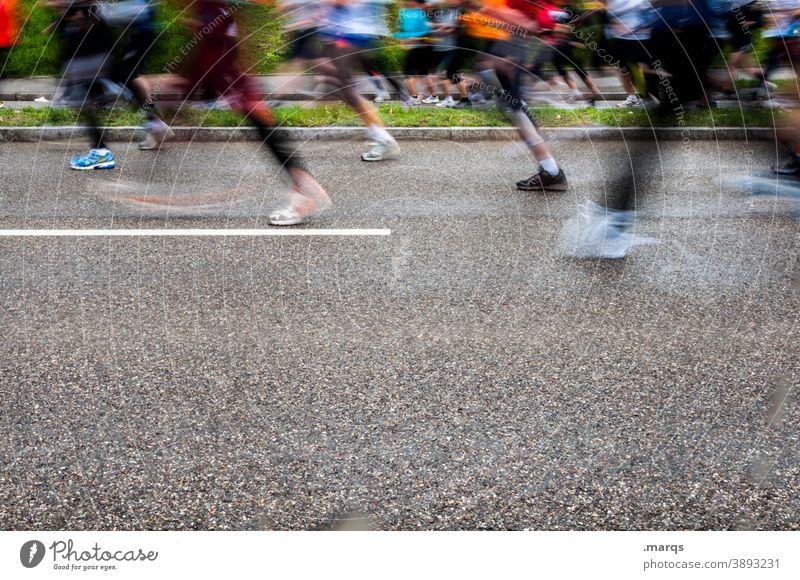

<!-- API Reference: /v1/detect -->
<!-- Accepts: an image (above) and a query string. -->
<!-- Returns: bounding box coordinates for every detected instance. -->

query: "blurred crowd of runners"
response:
[0,0,798,256]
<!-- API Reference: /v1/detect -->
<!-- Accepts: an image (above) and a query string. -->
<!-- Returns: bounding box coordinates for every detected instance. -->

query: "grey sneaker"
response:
[361,138,400,162]
[139,119,173,150]
[516,168,568,192]
[773,155,800,175]
[616,95,641,108]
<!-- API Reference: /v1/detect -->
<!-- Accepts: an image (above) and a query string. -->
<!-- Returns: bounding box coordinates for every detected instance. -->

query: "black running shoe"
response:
[516,168,568,191]
[454,99,472,109]
[773,156,800,175]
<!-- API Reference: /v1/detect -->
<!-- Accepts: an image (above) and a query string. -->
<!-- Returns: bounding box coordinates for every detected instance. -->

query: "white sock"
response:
[368,125,392,143]
[539,156,558,175]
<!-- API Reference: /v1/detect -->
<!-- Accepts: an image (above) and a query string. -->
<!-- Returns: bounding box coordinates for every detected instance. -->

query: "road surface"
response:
[0,137,798,530]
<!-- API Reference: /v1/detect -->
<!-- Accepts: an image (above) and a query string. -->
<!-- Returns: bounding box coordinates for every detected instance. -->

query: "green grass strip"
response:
[0,103,782,128]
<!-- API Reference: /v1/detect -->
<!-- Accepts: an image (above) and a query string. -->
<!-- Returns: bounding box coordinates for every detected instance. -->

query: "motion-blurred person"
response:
[316,0,401,161]
[602,0,658,108]
[354,0,410,103]
[463,0,569,191]
[396,0,437,104]
[277,0,324,69]
[103,0,171,150]
[769,10,800,175]
[718,0,763,97]
[52,1,121,170]
[562,0,715,258]
[437,0,484,108]
[427,0,472,107]
[525,0,602,106]
[180,0,330,225]
[51,0,170,168]
[754,0,800,99]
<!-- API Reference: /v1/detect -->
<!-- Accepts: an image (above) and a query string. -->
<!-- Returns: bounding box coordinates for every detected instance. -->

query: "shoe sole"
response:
[269,196,332,226]
[269,216,309,226]
[269,206,329,226]
[70,162,116,170]
[361,145,400,162]
[516,182,568,192]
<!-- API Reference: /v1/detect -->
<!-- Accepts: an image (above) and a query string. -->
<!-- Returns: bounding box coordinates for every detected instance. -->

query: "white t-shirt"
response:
[320,0,391,39]
[279,1,323,30]
[605,0,655,41]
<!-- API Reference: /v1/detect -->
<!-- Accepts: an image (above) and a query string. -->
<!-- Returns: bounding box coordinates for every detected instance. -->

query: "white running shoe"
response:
[403,96,421,106]
[373,90,390,103]
[269,176,331,226]
[560,202,656,259]
[421,95,440,104]
[436,96,455,108]
[361,138,401,162]
[616,95,641,108]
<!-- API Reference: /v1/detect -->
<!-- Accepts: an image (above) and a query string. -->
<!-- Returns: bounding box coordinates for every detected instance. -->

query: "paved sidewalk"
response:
[1,69,795,106]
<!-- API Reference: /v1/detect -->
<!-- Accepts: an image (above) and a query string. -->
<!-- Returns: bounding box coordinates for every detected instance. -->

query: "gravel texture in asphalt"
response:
[0,138,798,530]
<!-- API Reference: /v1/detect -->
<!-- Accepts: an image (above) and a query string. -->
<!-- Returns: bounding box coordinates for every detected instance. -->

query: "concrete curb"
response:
[0,125,778,143]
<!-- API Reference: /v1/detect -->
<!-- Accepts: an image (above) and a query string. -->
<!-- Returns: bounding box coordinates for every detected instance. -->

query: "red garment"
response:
[535,2,558,32]
[0,0,20,48]
[506,0,539,19]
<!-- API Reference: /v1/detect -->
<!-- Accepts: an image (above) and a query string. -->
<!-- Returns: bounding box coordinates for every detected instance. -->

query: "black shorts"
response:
[606,38,652,67]
[287,28,322,61]
[444,36,486,81]
[405,45,435,76]
[430,49,454,72]
[726,16,752,52]
[116,28,156,83]
[0,47,9,79]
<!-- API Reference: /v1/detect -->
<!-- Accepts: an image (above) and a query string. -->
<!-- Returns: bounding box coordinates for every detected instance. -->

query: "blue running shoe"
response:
[70,149,115,170]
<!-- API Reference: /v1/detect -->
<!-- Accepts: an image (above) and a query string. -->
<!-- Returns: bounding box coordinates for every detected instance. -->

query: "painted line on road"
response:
[0,229,391,237]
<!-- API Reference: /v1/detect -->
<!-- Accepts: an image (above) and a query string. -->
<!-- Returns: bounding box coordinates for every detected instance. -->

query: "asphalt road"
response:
[0,137,798,530]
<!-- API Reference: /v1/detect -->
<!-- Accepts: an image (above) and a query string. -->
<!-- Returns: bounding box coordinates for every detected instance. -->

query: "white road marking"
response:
[0,229,391,237]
